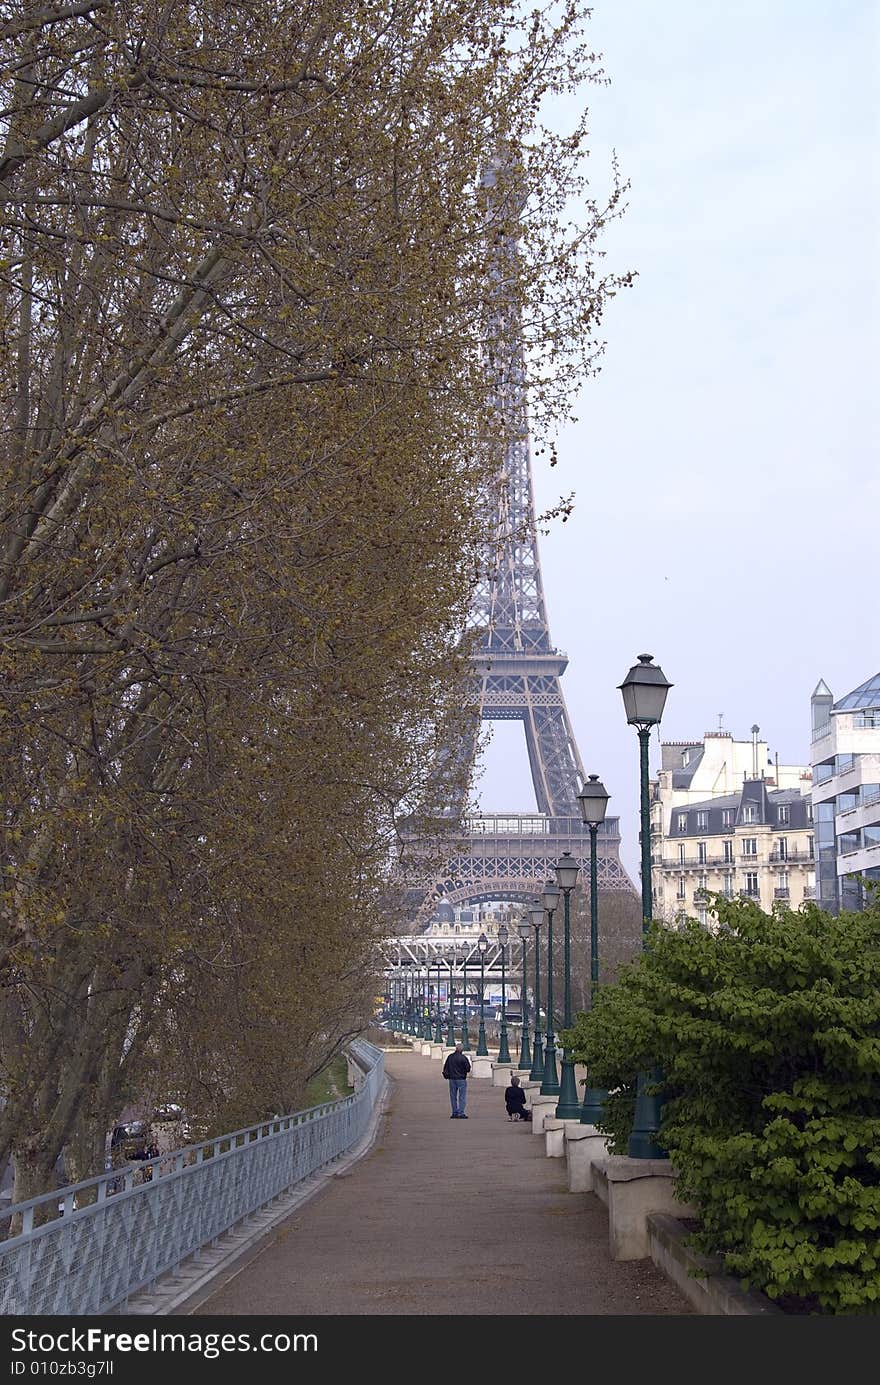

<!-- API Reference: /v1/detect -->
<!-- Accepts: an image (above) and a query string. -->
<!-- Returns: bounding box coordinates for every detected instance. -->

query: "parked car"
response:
[109,1120,153,1166]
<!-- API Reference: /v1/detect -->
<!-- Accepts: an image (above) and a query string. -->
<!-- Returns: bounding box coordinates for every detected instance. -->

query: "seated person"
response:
[504,1074,528,1120]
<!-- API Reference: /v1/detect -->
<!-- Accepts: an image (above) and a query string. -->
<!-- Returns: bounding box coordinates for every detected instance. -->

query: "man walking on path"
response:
[442,1041,471,1117]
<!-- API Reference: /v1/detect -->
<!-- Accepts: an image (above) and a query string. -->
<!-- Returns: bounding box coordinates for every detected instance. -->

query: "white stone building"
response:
[650,727,814,925]
[810,674,880,913]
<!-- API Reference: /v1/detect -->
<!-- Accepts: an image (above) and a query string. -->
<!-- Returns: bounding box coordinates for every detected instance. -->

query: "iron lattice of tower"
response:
[401,152,636,926]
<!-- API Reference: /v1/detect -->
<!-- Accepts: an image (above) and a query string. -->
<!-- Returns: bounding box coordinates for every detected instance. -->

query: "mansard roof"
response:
[668,781,811,836]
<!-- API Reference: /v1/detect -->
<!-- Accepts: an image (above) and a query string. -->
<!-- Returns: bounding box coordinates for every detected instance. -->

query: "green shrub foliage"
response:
[561,893,880,1314]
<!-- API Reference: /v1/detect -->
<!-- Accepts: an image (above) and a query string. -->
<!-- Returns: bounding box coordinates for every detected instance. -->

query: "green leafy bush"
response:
[561,893,880,1314]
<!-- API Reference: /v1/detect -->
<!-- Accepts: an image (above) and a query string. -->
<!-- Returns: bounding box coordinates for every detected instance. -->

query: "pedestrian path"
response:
[174,1049,694,1316]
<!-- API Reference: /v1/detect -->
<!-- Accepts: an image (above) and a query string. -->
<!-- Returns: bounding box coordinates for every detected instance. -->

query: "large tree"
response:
[0,0,630,1201]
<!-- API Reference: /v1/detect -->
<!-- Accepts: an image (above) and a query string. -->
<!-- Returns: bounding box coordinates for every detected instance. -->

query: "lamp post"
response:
[528,901,545,1080]
[433,956,443,1043]
[496,923,512,1064]
[540,880,561,1095]
[446,951,456,1047]
[577,774,611,1123]
[517,917,532,1070]
[459,953,471,1051]
[419,967,429,1040]
[424,967,433,1041]
[554,851,581,1119]
[619,652,672,1159]
[476,933,489,1056]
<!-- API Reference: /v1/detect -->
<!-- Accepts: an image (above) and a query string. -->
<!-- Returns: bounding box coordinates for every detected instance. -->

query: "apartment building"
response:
[810,674,880,913]
[650,727,814,925]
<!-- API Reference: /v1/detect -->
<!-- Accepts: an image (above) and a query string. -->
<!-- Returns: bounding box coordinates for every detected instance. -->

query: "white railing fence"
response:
[0,1039,384,1315]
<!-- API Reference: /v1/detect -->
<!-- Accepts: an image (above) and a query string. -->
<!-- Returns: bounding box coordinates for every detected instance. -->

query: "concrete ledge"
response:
[647,1215,784,1316]
[543,1117,566,1156]
[564,1125,608,1192]
[471,1055,494,1080]
[491,1062,515,1088]
[529,1094,559,1133]
[544,1118,581,1158]
[592,1156,697,1261]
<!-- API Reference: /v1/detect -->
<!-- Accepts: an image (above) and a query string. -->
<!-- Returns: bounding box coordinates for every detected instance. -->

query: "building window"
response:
[778,804,790,825]
[742,804,758,823]
[745,872,759,897]
[723,872,734,898]
[698,873,708,892]
[723,839,734,863]
[677,813,687,833]
[776,837,788,861]
[677,876,686,900]
[678,843,686,864]
[695,811,708,830]
[808,835,814,858]
[721,809,734,828]
[698,841,707,864]
[806,801,813,822]
[743,837,758,857]
[698,907,708,927]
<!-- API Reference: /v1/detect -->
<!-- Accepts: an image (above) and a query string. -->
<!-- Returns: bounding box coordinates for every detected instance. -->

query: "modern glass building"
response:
[810,673,880,913]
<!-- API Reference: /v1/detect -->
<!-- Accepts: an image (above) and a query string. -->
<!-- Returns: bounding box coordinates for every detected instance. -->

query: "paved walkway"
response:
[177,1048,694,1316]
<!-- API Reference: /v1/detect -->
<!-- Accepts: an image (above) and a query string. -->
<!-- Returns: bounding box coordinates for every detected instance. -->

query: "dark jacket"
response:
[505,1084,527,1114]
[442,1050,471,1080]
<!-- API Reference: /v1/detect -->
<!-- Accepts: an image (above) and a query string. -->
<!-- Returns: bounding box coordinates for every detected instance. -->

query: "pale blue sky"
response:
[475,0,880,881]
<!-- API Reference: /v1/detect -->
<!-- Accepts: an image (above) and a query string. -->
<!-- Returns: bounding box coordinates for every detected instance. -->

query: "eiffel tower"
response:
[403,153,635,927]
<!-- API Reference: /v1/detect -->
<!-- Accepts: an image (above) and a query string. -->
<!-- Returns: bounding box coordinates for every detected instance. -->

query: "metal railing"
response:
[0,1039,384,1316]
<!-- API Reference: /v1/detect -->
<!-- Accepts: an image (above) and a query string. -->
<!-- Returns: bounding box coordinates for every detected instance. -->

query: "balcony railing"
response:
[774,887,790,899]
[662,855,734,870]
[837,790,880,820]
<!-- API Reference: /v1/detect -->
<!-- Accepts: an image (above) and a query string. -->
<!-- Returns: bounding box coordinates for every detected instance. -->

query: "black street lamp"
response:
[433,955,443,1043]
[528,901,545,1080]
[459,953,471,1051]
[577,773,611,1123]
[539,880,561,1095]
[619,653,672,1158]
[554,851,581,1119]
[496,923,512,1064]
[446,951,456,1047]
[476,933,489,1055]
[517,916,532,1070]
[421,967,431,1040]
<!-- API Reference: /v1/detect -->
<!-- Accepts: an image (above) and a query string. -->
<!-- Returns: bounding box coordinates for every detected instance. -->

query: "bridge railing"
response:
[0,1039,384,1316]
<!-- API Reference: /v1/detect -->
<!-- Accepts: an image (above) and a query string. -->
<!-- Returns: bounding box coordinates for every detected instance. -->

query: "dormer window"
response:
[677,813,687,833]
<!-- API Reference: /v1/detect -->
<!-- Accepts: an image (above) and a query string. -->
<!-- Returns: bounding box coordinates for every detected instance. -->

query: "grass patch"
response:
[303,1052,353,1108]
